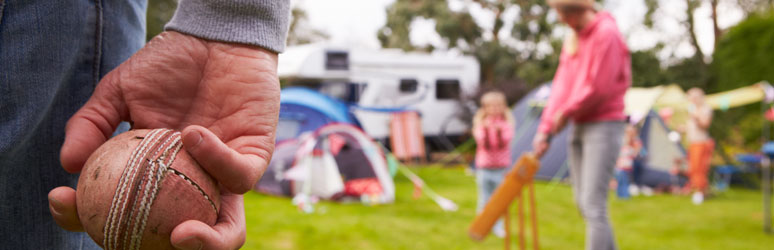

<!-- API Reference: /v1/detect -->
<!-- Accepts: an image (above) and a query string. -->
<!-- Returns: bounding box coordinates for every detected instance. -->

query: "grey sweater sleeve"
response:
[165,0,290,53]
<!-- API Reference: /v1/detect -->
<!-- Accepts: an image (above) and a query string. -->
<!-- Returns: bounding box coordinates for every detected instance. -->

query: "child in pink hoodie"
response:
[472,91,515,238]
[533,1,631,249]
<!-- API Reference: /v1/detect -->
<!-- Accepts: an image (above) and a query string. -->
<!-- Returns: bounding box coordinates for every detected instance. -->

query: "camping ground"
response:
[243,165,773,249]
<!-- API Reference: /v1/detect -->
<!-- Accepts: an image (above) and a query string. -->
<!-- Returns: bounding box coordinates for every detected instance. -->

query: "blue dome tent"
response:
[277,87,361,141]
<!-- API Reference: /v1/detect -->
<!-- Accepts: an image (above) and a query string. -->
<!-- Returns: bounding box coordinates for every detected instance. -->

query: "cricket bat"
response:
[469,153,540,241]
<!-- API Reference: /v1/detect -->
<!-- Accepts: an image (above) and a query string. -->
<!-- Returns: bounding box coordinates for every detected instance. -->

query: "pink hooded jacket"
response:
[474,116,514,168]
[537,12,631,134]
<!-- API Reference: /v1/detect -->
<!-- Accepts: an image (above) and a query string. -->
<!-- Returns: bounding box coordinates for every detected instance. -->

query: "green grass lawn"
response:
[244,166,774,249]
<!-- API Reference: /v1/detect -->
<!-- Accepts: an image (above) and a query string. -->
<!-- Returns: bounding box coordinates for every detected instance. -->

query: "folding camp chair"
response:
[389,111,427,164]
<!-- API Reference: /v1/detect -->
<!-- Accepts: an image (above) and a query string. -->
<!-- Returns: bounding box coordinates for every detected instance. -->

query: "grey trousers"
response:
[568,121,625,250]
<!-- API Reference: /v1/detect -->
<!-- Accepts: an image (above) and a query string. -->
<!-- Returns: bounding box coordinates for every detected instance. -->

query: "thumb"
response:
[171,193,246,250]
[60,74,126,173]
[48,186,84,232]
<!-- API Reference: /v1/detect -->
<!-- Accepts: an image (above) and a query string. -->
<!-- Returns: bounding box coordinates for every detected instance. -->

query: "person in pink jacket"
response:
[473,91,515,238]
[533,1,631,249]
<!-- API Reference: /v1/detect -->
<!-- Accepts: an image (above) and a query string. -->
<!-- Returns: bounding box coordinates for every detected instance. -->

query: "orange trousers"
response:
[688,141,714,192]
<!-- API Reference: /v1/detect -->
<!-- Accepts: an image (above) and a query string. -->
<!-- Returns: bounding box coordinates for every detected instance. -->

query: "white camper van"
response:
[278,44,480,147]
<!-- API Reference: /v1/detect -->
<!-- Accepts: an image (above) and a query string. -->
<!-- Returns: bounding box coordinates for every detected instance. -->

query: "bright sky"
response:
[295,0,745,61]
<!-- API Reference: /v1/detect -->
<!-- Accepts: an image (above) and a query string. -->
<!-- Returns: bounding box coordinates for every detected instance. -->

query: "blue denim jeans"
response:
[614,169,630,199]
[476,167,506,232]
[0,0,146,248]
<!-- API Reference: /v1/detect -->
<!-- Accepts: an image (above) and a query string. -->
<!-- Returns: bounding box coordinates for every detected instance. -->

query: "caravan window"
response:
[399,79,418,93]
[319,82,366,103]
[319,83,349,101]
[435,79,460,100]
[325,51,349,70]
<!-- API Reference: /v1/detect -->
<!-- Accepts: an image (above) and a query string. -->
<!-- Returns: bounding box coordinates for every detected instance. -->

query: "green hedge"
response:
[713,10,774,92]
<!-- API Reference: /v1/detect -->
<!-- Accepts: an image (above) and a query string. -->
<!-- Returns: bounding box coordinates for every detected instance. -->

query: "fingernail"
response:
[174,237,202,250]
[49,197,64,215]
[183,130,203,148]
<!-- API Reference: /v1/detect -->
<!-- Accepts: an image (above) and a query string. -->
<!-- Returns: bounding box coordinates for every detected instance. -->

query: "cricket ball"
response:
[76,128,221,250]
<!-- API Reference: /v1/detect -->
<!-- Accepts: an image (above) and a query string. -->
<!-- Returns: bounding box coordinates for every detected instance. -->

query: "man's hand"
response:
[48,31,279,249]
[532,132,549,159]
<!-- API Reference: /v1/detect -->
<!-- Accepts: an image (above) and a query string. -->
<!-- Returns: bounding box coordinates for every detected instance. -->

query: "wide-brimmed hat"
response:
[547,0,594,8]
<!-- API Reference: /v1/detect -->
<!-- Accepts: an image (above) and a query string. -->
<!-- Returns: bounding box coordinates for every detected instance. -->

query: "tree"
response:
[684,0,708,62]
[378,0,561,88]
[712,9,774,92]
[637,0,732,90]
[146,2,327,46]
[738,0,774,15]
[710,10,774,152]
[665,56,712,90]
[630,47,711,90]
[630,47,668,87]
[640,0,774,86]
[643,0,726,64]
[146,0,178,41]
[287,7,329,46]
